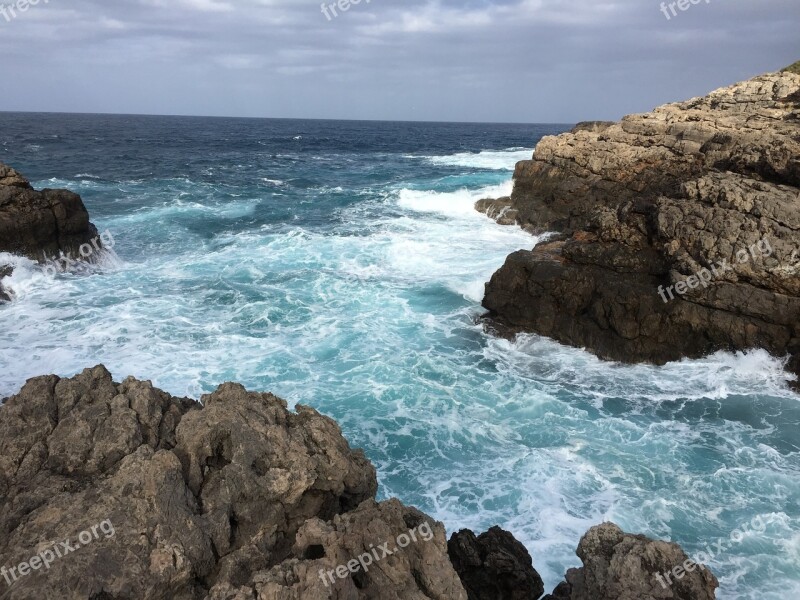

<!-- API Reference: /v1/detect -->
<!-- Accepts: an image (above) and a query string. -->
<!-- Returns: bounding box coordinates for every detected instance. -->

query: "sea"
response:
[0,113,798,599]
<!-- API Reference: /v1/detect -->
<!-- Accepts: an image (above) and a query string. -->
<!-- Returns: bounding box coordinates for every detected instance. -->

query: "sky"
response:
[0,0,798,123]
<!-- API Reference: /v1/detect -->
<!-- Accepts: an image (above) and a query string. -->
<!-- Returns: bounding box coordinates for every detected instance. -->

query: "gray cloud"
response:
[0,0,797,121]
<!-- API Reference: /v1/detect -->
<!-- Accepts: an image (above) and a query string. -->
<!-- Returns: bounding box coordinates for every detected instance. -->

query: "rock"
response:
[541,581,571,600]
[0,366,468,600]
[448,526,544,600]
[0,265,11,302]
[0,368,716,598]
[482,68,800,385]
[475,197,519,226]
[550,523,718,600]
[0,162,100,262]
[570,121,616,134]
[0,164,31,189]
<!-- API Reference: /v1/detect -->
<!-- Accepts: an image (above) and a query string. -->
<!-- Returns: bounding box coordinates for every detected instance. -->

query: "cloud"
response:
[0,0,797,122]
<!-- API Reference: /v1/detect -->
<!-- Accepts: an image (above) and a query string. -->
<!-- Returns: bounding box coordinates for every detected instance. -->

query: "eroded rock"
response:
[0,367,437,599]
[0,162,100,262]
[481,68,800,387]
[548,523,718,600]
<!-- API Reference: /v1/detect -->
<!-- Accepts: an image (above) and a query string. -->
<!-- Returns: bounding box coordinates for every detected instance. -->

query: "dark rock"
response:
[482,69,800,385]
[448,526,544,600]
[541,581,571,600]
[0,162,100,262]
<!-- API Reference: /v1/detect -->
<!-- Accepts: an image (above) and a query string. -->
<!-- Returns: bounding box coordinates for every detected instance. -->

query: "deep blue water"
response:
[1,113,798,599]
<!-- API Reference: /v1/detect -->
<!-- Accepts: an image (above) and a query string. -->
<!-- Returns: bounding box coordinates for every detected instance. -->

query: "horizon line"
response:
[0,109,577,127]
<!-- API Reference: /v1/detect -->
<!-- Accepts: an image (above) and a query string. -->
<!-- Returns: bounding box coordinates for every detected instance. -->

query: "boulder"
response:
[448,526,545,600]
[546,523,718,600]
[0,162,100,263]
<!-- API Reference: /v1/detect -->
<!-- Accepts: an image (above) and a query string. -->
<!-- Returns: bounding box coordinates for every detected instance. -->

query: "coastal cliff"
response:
[479,66,800,387]
[0,368,716,599]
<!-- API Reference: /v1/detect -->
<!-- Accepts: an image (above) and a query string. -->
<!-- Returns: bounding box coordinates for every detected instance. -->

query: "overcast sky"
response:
[0,0,797,122]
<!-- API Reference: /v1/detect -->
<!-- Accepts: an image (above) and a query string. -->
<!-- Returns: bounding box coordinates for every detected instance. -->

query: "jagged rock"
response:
[570,121,615,134]
[475,197,518,226]
[549,523,718,600]
[448,526,544,600]
[0,162,100,262]
[541,581,571,600]
[481,68,800,387]
[0,369,719,599]
[0,164,30,189]
[0,366,469,599]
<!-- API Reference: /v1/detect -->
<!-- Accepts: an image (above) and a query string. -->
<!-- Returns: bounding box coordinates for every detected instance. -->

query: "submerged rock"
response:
[448,526,545,600]
[481,66,800,387]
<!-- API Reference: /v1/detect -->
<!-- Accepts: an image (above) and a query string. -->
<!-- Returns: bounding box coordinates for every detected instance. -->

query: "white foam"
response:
[414,148,532,171]
[396,182,513,218]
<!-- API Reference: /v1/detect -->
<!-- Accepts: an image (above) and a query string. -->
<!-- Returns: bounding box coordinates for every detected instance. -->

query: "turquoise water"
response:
[0,114,798,598]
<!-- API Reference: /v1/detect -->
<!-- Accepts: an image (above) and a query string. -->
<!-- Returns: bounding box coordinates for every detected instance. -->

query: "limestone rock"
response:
[548,523,718,600]
[0,367,462,600]
[482,68,800,387]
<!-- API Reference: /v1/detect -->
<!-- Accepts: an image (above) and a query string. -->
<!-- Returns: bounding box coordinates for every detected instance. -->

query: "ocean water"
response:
[1,113,798,599]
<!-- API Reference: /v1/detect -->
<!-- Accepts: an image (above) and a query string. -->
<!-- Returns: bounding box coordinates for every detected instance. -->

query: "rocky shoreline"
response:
[5,69,794,596]
[0,367,718,599]
[478,65,800,389]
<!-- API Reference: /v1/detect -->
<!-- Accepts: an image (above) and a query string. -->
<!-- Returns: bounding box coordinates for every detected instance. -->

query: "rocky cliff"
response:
[0,163,101,301]
[479,66,800,387]
[0,368,716,599]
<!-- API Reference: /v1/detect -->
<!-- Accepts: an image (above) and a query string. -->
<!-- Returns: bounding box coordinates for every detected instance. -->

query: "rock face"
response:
[448,527,544,600]
[545,523,718,600]
[0,162,99,262]
[481,68,800,387]
[0,366,465,600]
